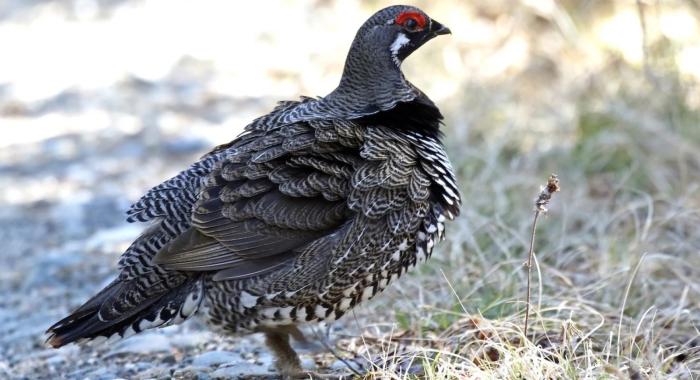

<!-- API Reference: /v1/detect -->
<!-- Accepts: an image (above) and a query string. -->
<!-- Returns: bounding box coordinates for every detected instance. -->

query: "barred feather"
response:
[46,7,460,368]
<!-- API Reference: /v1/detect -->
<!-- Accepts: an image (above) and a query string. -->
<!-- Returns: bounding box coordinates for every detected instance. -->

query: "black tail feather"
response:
[46,276,203,348]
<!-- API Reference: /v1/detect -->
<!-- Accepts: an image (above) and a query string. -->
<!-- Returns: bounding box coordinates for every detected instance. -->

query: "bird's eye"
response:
[404,18,418,29]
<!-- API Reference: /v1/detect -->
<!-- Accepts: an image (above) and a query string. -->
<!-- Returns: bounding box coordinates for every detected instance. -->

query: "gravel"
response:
[0,73,363,380]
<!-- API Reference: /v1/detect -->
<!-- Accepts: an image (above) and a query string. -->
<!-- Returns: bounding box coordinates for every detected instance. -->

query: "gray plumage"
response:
[47,4,460,376]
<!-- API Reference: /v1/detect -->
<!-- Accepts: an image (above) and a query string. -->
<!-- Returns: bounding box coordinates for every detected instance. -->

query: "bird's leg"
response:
[281,325,326,352]
[264,330,303,377]
[285,325,309,344]
[265,327,354,379]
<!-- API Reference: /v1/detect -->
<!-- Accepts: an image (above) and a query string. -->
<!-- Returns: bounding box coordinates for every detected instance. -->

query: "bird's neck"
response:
[324,40,419,117]
[276,37,421,123]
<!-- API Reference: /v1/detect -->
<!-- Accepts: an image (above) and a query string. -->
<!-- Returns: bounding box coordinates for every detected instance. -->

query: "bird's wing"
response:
[153,117,363,280]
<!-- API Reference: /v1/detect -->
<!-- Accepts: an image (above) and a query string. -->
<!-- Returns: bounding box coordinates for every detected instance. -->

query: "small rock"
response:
[191,350,239,367]
[300,357,316,370]
[169,331,214,349]
[330,358,365,374]
[108,333,172,356]
[45,354,66,365]
[133,366,170,379]
[210,363,272,379]
[172,367,210,380]
[86,366,119,380]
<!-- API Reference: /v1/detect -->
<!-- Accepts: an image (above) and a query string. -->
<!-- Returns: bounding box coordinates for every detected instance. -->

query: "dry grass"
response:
[333,1,700,379]
[339,87,700,377]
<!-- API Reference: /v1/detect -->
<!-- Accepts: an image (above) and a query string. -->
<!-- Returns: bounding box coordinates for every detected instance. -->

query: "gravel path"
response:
[0,77,373,379]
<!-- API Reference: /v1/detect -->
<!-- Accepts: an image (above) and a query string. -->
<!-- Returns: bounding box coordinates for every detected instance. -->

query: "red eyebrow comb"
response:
[395,11,427,29]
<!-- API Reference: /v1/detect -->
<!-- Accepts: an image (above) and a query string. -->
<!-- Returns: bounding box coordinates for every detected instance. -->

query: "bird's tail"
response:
[46,275,203,348]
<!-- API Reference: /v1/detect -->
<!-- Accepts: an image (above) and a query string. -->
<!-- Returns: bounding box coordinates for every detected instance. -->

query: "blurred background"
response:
[1,0,699,378]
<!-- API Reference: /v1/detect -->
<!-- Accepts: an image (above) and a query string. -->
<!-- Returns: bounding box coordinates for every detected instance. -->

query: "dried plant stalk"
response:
[524,174,561,338]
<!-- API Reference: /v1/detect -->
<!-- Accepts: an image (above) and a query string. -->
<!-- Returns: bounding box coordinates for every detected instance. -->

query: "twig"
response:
[524,174,561,339]
[310,325,364,377]
[636,0,651,78]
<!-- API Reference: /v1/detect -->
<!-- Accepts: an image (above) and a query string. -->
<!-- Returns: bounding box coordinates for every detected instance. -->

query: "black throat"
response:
[353,94,444,139]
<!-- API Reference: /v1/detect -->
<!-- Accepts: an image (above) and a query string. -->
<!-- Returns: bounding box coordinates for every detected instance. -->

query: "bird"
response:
[46,4,461,377]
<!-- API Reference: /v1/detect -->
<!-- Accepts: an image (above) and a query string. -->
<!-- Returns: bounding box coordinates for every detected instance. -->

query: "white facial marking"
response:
[390,33,410,66]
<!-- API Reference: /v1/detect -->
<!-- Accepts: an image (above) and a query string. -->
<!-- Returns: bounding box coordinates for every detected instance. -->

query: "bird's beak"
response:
[429,19,451,36]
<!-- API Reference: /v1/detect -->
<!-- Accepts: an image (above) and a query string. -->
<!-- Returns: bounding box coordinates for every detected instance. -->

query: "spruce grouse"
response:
[47,5,461,376]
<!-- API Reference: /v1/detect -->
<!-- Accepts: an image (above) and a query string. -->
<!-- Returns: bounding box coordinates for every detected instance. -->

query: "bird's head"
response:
[383,6,451,66]
[326,5,450,117]
[347,5,451,69]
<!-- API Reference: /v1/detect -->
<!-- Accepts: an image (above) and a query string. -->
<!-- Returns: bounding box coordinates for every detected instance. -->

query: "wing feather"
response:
[154,120,360,279]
